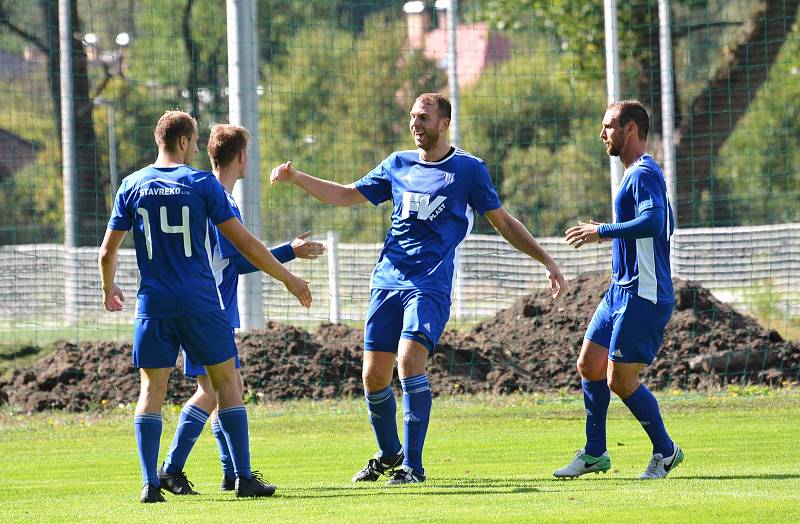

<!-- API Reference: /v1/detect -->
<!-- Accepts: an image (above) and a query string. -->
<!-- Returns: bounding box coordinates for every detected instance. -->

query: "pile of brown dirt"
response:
[1,273,797,412]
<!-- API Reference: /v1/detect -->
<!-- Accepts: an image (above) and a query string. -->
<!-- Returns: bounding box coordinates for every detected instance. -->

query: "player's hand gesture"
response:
[291,231,325,260]
[284,274,312,308]
[545,260,566,299]
[103,284,125,312]
[565,221,603,249]
[270,161,297,185]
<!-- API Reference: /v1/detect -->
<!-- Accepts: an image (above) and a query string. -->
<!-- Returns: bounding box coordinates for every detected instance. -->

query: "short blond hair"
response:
[207,124,249,169]
[154,111,196,152]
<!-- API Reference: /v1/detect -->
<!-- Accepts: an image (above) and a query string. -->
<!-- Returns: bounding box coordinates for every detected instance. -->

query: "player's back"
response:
[109,164,234,318]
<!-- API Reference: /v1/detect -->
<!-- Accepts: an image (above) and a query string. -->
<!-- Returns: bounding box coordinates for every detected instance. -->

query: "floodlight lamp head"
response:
[82,33,98,47]
[403,1,425,14]
[115,32,131,47]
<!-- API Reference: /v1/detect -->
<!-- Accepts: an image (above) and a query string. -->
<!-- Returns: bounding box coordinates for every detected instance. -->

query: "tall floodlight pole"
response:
[603,0,623,216]
[658,0,677,226]
[444,0,460,147]
[227,0,265,330]
[436,0,465,319]
[59,0,78,324]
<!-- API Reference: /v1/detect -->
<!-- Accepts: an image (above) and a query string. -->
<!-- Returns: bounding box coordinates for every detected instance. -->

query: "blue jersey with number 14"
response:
[108,164,235,318]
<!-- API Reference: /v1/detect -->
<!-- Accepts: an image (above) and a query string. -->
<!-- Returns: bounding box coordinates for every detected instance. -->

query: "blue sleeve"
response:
[270,243,295,264]
[231,254,259,274]
[353,155,393,206]
[468,162,502,215]
[229,243,294,275]
[107,182,132,230]
[205,175,237,226]
[598,207,664,239]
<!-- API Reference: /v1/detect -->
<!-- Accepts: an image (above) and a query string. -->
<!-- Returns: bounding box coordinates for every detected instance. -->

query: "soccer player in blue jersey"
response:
[560,100,683,479]
[271,93,566,485]
[98,111,312,502]
[158,124,324,494]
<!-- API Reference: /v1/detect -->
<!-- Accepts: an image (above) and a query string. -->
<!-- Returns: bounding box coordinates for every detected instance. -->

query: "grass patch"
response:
[1,390,799,523]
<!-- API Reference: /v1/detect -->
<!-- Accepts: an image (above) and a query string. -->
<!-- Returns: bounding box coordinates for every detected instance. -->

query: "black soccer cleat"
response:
[351,450,405,482]
[140,483,166,504]
[220,475,236,491]
[158,464,199,495]
[235,471,276,498]
[386,465,426,485]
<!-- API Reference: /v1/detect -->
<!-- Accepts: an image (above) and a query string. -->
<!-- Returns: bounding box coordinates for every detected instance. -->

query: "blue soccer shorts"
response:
[183,330,241,378]
[133,310,238,369]
[363,288,451,354]
[585,283,674,365]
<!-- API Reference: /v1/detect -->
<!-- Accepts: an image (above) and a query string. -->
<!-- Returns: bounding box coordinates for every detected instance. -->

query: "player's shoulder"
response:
[453,148,486,166]
[632,155,662,176]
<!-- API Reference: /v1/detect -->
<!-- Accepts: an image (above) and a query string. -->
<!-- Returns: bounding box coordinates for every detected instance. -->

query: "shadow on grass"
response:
[680,474,800,481]
[195,478,543,500]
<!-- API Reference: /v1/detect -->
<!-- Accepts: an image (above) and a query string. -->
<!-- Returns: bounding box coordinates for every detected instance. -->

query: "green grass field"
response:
[1,389,799,523]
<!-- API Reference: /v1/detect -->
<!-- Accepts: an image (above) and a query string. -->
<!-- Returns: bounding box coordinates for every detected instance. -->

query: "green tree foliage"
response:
[260,14,445,242]
[715,30,800,224]
[460,44,608,235]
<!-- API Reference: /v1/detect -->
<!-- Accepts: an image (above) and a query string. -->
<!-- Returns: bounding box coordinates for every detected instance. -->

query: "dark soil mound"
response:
[1,273,798,412]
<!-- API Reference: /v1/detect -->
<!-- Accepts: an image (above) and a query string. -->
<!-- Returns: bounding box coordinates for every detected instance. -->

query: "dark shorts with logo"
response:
[363,288,451,354]
[585,283,673,365]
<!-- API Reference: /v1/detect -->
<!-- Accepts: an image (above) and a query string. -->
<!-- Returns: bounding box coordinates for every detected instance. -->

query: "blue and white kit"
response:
[108,164,238,369]
[587,155,676,364]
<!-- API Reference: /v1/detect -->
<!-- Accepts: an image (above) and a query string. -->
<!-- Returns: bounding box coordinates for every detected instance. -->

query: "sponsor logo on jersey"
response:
[138,178,190,197]
[401,192,447,220]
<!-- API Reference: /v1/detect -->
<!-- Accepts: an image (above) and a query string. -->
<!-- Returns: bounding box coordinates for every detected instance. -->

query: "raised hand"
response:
[270,160,297,185]
[291,231,325,259]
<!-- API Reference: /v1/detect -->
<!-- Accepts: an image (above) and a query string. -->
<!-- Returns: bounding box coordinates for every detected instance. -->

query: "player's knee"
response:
[362,368,392,392]
[607,376,637,398]
[576,357,604,380]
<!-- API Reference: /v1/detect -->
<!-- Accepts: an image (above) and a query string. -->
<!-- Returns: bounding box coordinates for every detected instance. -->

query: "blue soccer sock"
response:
[163,404,209,474]
[622,384,674,457]
[134,413,163,487]
[365,386,402,458]
[211,417,235,479]
[401,374,432,474]
[217,406,252,480]
[582,379,611,457]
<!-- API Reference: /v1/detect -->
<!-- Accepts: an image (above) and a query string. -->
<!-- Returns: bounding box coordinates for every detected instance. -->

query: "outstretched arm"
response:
[565,207,663,248]
[216,218,312,308]
[232,232,325,274]
[98,228,128,311]
[485,207,565,298]
[270,161,368,207]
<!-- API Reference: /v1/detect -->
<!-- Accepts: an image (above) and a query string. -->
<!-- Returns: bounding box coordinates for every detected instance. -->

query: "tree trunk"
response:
[68,0,105,245]
[39,0,104,245]
[673,0,800,225]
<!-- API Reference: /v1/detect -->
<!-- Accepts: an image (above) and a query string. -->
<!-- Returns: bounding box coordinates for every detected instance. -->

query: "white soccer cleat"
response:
[639,444,684,479]
[553,448,612,478]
